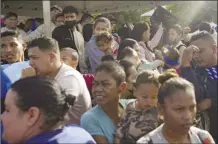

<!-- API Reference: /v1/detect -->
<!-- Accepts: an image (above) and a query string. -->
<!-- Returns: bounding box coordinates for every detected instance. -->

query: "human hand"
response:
[198,99,212,111]
[181,45,199,67]
[183,26,191,34]
[21,67,36,78]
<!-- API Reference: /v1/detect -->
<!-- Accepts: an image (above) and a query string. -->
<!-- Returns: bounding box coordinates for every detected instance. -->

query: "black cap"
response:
[4,12,18,19]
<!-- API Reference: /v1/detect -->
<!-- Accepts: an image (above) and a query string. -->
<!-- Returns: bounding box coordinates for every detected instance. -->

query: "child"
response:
[115,70,177,143]
[96,31,115,55]
[60,48,79,69]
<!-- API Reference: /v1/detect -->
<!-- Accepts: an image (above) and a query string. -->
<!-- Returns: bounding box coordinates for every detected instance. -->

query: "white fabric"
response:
[23,22,56,42]
[54,63,91,125]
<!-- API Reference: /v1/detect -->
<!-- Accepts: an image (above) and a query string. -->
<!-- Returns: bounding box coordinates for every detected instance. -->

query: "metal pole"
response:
[42,1,51,37]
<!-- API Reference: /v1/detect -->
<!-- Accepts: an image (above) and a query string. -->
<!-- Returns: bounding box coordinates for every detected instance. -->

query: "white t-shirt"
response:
[137,124,215,144]
[55,64,92,125]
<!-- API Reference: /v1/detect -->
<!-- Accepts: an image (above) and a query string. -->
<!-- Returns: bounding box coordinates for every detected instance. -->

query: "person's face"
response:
[159,89,197,134]
[64,13,77,21]
[92,71,126,105]
[51,9,62,20]
[60,50,78,69]
[134,83,158,110]
[97,41,111,52]
[142,27,151,42]
[1,90,34,143]
[94,22,110,36]
[191,39,217,68]
[55,16,65,26]
[111,20,117,31]
[28,47,54,76]
[1,36,25,64]
[5,16,18,28]
[168,28,181,43]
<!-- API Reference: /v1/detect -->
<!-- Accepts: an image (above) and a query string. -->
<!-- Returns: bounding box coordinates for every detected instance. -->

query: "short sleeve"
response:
[81,112,105,136]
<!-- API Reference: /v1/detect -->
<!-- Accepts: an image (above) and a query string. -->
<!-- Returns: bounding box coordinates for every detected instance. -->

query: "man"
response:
[22,37,91,125]
[1,31,26,64]
[1,12,26,39]
[55,13,65,26]
[180,31,217,142]
[60,47,79,69]
[77,13,94,34]
[52,6,88,73]
[23,5,62,42]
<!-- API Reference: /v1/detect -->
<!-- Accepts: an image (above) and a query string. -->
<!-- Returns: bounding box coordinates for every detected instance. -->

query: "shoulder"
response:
[53,25,68,32]
[190,126,215,143]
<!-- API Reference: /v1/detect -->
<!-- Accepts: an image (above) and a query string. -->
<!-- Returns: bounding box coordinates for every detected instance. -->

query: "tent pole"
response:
[42,1,51,37]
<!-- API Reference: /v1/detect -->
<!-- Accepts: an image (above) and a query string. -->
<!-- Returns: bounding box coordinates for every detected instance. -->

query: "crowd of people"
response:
[0,4,217,144]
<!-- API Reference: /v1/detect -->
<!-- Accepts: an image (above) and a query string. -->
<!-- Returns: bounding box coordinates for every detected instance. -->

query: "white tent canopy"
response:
[1,1,186,17]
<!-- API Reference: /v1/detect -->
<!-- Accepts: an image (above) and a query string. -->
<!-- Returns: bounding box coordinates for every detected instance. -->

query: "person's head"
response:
[28,37,61,76]
[62,6,79,28]
[134,70,160,110]
[117,38,140,59]
[104,14,117,32]
[60,47,79,69]
[55,13,64,26]
[131,23,150,42]
[198,22,212,33]
[1,76,75,143]
[117,46,141,68]
[101,54,115,62]
[4,12,18,29]
[92,62,126,105]
[119,60,138,98]
[93,17,111,36]
[24,19,33,32]
[1,31,26,63]
[162,47,180,69]
[157,69,196,134]
[168,24,183,44]
[50,5,62,21]
[190,31,217,68]
[80,13,94,25]
[96,31,113,52]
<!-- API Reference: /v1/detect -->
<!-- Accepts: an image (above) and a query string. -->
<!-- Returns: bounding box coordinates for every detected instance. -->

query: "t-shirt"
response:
[81,105,116,144]
[55,64,91,125]
[137,124,215,144]
[24,125,96,144]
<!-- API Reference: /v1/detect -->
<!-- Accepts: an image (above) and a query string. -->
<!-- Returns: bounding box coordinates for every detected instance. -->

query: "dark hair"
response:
[96,31,113,44]
[119,60,135,81]
[135,70,159,88]
[117,46,136,61]
[1,31,19,38]
[198,22,212,33]
[80,13,94,23]
[61,47,79,61]
[28,37,59,52]
[4,12,18,19]
[118,25,133,40]
[94,17,111,30]
[190,31,216,44]
[55,13,64,20]
[83,24,93,42]
[95,61,126,86]
[169,24,183,35]
[101,54,115,62]
[117,38,138,60]
[131,23,149,41]
[157,69,194,104]
[11,76,75,130]
[104,14,117,22]
[62,6,78,15]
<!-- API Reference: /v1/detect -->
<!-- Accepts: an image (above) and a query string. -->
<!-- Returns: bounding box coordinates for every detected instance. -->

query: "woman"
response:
[1,76,95,144]
[81,62,127,144]
[137,70,215,144]
[131,23,163,62]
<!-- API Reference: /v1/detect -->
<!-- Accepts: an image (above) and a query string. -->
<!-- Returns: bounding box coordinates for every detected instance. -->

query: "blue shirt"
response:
[81,105,116,143]
[1,69,11,100]
[24,125,95,144]
[86,36,105,73]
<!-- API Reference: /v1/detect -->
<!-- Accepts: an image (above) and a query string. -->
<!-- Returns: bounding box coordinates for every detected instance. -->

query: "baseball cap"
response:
[51,5,62,12]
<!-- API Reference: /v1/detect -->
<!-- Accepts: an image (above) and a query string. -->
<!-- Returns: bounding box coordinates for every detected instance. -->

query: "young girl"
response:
[115,70,178,143]
[137,70,215,144]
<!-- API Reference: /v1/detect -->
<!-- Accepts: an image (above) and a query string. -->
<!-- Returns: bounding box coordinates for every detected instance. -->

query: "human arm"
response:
[81,113,109,144]
[23,24,44,42]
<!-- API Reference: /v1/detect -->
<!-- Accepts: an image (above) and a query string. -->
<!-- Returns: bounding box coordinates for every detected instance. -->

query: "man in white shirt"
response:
[23,5,62,43]
[21,37,92,125]
[1,12,26,39]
